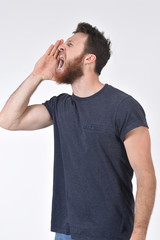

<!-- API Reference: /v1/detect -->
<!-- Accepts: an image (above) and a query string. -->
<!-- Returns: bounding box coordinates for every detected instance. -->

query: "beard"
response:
[54,51,85,85]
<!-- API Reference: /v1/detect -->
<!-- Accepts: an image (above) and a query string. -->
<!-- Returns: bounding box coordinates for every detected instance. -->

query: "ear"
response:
[84,54,96,65]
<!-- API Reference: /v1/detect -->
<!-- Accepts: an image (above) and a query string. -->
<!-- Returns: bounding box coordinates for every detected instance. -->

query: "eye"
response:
[67,42,73,47]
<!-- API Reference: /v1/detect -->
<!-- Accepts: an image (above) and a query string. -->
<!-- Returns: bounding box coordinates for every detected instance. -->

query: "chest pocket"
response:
[82,123,107,132]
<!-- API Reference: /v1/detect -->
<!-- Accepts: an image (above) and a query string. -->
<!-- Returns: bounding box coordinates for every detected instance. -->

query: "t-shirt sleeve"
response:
[42,96,57,121]
[114,96,149,142]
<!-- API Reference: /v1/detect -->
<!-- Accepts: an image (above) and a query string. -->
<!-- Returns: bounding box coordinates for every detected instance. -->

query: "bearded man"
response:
[0,22,156,240]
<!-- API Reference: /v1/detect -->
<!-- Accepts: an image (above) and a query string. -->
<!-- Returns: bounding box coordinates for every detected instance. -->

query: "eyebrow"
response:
[66,39,74,43]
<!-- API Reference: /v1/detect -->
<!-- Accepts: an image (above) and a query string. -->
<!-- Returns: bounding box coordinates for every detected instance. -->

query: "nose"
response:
[58,42,65,52]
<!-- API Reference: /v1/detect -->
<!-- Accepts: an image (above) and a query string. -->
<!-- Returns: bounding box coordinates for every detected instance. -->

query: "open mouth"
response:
[57,57,65,71]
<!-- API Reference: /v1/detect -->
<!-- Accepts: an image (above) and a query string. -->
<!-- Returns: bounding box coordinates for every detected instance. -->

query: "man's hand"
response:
[0,39,64,130]
[32,39,64,80]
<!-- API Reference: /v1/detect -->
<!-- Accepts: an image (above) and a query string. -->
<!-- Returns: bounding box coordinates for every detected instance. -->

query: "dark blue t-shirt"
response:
[42,83,149,240]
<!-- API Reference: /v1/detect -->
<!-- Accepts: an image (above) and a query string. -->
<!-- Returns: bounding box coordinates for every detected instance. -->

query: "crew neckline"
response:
[71,83,108,101]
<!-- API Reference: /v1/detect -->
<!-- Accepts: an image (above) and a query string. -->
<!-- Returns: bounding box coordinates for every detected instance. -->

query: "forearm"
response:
[131,172,156,239]
[0,72,42,128]
[0,40,63,129]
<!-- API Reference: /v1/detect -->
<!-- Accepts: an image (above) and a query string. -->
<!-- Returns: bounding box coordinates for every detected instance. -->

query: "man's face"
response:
[54,33,88,85]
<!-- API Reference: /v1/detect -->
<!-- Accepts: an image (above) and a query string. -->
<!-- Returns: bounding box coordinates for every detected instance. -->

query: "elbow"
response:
[0,113,12,130]
[0,118,7,130]
[136,170,157,187]
[0,122,11,130]
[0,123,17,131]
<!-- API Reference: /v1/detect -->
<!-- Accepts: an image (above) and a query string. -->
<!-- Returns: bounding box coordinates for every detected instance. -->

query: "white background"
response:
[0,0,159,239]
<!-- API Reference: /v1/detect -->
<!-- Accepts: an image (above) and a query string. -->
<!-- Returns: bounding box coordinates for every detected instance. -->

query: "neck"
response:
[71,71,105,98]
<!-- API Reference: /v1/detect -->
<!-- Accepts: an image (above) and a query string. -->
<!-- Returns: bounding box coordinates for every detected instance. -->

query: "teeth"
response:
[57,59,63,71]
[57,54,65,72]
[57,62,61,71]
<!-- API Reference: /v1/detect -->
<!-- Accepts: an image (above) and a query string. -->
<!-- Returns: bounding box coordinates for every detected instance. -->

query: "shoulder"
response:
[106,84,145,109]
[42,93,70,108]
[106,84,147,119]
[107,83,132,103]
[53,92,70,103]
[106,84,136,113]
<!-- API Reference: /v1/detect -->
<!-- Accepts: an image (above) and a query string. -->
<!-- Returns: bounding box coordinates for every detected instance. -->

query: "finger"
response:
[50,40,61,55]
[45,44,54,55]
[55,39,64,59]
[54,48,60,59]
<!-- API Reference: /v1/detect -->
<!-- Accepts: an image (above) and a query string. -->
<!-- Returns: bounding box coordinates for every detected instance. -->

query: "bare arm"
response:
[123,126,156,240]
[0,73,43,129]
[0,39,63,130]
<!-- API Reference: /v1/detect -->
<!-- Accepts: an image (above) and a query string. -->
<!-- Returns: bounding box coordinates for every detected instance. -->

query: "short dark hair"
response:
[73,22,112,75]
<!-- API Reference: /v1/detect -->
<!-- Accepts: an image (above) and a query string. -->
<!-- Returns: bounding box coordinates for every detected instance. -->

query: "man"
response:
[0,22,156,240]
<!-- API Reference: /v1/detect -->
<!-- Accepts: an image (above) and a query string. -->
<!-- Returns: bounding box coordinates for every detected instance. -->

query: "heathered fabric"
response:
[42,83,149,240]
